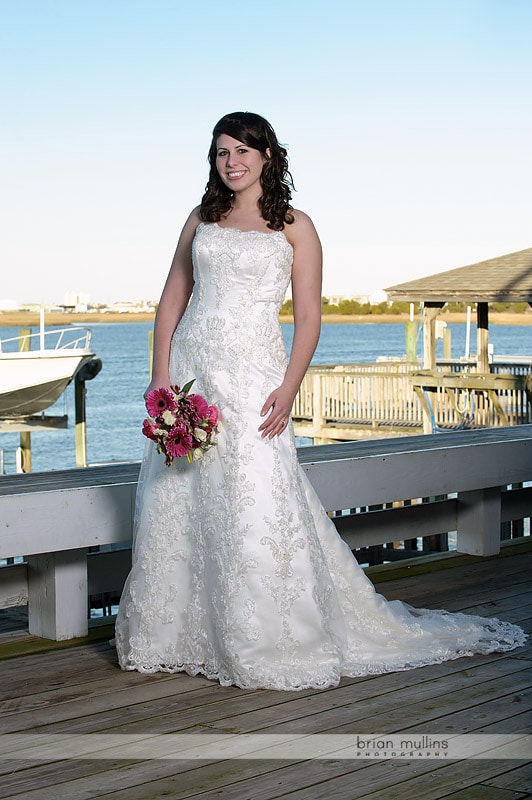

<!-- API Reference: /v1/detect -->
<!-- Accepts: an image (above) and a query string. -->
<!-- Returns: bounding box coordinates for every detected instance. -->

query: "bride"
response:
[114,112,525,690]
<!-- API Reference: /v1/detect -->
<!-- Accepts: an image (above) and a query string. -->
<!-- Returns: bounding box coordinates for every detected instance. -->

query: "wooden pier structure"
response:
[1,426,530,639]
[292,361,532,443]
[0,426,531,798]
[2,246,531,796]
[0,541,530,799]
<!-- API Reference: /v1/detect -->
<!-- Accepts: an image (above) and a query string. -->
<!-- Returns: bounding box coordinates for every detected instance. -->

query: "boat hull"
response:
[0,352,95,418]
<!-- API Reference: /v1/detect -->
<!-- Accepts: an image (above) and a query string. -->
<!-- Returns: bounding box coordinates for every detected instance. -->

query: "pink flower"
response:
[141,380,219,466]
[165,425,193,459]
[206,405,219,426]
[145,387,178,418]
[141,418,158,441]
[188,393,209,421]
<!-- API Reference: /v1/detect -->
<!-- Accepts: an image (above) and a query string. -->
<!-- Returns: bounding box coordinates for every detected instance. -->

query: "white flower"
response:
[193,448,203,461]
[194,427,207,442]
[162,409,176,426]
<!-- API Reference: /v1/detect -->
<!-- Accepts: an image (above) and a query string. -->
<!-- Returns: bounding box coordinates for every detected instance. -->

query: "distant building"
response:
[62,292,90,313]
[325,294,366,305]
[325,293,388,305]
[101,301,156,314]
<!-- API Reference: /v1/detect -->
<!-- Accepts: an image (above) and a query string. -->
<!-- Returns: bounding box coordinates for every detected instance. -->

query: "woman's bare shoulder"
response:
[185,206,202,229]
[284,209,320,246]
[175,206,203,243]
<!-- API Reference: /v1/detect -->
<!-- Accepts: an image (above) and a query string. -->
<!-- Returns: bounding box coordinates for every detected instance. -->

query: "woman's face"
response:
[215,134,268,194]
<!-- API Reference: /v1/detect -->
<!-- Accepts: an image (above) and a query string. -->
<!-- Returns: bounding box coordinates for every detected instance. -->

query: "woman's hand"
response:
[259,384,295,439]
[143,377,172,402]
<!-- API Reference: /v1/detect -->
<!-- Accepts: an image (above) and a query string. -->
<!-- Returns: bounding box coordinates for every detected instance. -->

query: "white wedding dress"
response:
[114,222,525,690]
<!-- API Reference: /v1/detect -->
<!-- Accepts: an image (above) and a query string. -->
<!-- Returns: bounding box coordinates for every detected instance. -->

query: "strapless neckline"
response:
[202,221,289,241]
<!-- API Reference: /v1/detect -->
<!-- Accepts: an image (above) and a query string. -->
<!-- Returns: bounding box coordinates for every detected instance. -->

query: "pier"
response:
[292,360,532,443]
[0,426,530,797]
[0,545,529,799]
[0,426,530,639]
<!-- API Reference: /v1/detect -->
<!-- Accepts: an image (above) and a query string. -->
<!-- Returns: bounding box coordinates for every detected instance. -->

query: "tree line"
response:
[279,299,531,316]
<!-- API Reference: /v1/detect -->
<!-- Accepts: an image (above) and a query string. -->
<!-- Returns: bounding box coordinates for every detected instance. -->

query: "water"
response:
[0,321,530,473]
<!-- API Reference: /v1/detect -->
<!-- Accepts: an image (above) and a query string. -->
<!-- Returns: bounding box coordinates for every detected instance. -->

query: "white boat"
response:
[0,322,96,419]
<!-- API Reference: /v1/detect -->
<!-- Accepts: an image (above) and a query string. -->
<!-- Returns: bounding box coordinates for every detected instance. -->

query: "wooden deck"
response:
[0,542,530,800]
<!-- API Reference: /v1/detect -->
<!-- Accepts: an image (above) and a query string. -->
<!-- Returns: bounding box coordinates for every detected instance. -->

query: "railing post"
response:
[456,487,501,556]
[27,549,89,640]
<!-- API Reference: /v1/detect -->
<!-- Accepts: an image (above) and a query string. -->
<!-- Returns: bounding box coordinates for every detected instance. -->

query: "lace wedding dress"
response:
[114,222,525,690]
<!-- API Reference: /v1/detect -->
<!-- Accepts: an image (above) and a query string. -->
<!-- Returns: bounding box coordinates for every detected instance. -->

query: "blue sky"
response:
[1,0,531,305]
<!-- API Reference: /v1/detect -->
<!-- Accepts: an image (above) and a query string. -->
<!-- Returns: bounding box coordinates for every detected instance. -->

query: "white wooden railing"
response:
[293,361,532,441]
[0,426,531,641]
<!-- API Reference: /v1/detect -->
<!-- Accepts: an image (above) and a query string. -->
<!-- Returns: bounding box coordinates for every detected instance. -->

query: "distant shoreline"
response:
[0,310,531,327]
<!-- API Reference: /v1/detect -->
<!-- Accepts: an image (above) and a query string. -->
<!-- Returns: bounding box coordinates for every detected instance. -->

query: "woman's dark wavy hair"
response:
[199,112,295,230]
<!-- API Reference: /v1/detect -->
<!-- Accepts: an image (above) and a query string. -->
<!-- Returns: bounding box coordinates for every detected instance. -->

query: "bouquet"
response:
[142,380,220,466]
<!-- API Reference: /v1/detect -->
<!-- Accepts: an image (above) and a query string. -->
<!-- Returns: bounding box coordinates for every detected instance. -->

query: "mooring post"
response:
[405,320,418,362]
[75,373,88,468]
[443,327,452,360]
[75,357,103,468]
[18,328,32,472]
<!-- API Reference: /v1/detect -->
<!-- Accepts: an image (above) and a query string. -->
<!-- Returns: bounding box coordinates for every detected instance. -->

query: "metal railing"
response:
[0,327,92,353]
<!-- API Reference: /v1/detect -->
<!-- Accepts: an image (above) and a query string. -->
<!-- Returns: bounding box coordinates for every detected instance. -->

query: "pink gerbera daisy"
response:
[166,425,193,459]
[145,387,178,418]
[188,393,210,421]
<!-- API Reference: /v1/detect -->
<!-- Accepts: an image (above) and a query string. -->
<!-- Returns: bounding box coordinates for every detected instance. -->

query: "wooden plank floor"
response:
[0,543,530,800]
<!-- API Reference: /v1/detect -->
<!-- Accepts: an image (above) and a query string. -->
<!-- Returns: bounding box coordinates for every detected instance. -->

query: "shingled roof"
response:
[385,247,532,303]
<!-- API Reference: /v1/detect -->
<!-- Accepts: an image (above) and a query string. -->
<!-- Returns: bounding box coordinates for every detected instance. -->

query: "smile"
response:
[227,171,246,179]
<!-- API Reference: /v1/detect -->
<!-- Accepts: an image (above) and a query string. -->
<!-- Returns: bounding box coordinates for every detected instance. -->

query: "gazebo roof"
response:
[385,247,532,303]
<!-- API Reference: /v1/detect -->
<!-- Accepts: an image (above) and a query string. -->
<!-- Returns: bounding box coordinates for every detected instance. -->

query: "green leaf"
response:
[181,379,195,395]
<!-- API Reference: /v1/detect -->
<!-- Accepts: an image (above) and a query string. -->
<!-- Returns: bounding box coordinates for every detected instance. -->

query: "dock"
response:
[0,542,530,799]
[1,425,530,797]
[292,361,532,443]
[1,426,531,639]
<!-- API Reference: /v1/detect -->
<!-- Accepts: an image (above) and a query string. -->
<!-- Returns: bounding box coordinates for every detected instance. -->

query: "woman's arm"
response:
[145,209,200,395]
[259,211,322,437]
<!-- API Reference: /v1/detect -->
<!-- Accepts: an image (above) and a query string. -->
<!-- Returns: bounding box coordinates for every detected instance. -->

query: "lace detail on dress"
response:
[114,223,526,691]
